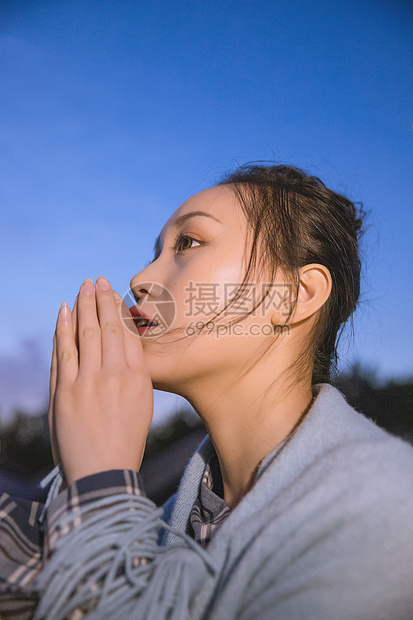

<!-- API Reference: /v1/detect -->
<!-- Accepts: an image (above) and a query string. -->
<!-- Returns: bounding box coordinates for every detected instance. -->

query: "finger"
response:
[49,332,57,405]
[48,332,60,465]
[95,276,125,367]
[72,294,79,350]
[55,302,78,385]
[119,297,147,370]
[77,278,101,371]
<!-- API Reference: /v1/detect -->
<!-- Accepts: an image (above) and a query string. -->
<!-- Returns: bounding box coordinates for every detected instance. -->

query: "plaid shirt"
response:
[189,449,231,547]
[0,454,229,619]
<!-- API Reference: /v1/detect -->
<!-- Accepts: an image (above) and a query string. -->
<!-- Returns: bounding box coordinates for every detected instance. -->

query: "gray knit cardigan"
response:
[34,384,413,619]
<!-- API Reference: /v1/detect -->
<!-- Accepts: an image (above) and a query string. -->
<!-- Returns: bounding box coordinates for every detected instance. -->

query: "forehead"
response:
[160,185,244,238]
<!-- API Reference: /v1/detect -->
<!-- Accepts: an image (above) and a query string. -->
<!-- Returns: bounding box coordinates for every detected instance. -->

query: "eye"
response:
[175,232,201,253]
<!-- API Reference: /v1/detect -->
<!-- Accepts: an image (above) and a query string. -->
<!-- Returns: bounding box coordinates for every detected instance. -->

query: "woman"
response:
[1,164,413,620]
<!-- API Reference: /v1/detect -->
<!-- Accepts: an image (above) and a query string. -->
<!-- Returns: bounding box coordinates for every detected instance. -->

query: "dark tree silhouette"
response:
[1,365,412,504]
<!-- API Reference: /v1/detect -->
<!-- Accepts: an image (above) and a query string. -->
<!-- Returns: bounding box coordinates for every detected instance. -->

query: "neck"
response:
[181,356,314,510]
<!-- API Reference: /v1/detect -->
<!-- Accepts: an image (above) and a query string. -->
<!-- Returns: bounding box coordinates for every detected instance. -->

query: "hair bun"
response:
[352,202,364,236]
[353,217,363,234]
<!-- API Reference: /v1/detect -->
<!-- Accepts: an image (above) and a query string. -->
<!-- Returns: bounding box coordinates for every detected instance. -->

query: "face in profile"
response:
[128,185,288,397]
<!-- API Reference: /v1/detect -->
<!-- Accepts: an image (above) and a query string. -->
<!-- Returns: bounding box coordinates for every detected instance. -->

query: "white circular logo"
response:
[121,283,176,338]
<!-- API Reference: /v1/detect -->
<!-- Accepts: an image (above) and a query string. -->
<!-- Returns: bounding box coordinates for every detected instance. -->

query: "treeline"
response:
[1,366,412,480]
[332,365,413,441]
[0,404,204,478]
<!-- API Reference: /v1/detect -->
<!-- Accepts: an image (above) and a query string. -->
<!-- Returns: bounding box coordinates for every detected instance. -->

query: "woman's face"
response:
[129,185,281,395]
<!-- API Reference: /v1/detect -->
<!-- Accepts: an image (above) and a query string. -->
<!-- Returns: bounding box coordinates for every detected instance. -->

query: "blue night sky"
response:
[0,0,412,421]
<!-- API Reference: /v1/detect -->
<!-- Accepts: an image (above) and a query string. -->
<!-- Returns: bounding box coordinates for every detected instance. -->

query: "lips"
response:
[128,304,158,328]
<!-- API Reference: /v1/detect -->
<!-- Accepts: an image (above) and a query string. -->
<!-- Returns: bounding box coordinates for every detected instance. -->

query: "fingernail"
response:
[113,291,123,304]
[59,301,70,322]
[81,280,94,295]
[97,276,111,291]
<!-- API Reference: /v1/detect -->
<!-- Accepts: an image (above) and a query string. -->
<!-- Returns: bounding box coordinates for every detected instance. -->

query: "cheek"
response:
[211,245,247,280]
[165,266,246,328]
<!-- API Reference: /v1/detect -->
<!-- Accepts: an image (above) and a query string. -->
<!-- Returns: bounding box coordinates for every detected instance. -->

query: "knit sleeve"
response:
[33,469,216,620]
[0,491,44,620]
[0,467,147,620]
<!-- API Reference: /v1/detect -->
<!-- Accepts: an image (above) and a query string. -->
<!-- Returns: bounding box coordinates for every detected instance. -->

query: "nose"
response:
[130,269,164,302]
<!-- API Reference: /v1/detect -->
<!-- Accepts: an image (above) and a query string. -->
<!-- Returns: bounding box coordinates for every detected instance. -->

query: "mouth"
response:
[128,305,159,333]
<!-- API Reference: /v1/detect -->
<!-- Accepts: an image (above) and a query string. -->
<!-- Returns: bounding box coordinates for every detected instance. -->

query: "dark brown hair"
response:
[218,163,363,385]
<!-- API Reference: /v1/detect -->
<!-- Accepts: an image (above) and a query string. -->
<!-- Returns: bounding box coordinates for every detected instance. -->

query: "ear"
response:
[271,264,332,325]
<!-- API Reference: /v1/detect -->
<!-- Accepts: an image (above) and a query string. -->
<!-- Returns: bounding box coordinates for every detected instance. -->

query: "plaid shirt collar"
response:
[189,449,231,548]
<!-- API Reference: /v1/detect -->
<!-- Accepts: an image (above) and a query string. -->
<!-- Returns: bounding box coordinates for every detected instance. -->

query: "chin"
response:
[144,359,180,392]
[141,335,217,393]
[148,361,197,397]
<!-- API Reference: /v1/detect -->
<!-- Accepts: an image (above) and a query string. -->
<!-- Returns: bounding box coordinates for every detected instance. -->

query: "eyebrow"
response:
[152,210,223,257]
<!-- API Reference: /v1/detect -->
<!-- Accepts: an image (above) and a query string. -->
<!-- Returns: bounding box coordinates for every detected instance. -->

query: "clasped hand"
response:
[48,276,154,485]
